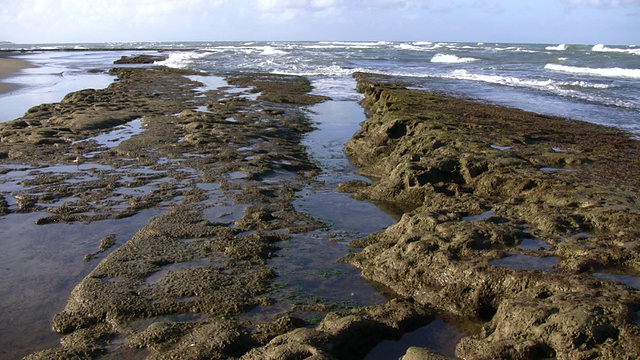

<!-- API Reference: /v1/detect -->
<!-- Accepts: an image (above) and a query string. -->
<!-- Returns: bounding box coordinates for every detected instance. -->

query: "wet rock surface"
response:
[4,66,640,359]
[114,54,168,64]
[2,67,431,359]
[342,73,640,359]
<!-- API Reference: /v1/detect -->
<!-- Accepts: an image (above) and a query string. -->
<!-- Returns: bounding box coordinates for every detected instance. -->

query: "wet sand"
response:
[0,54,36,94]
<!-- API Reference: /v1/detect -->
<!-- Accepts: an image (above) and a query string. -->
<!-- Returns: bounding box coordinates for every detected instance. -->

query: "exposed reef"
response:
[3,66,640,359]
[340,72,640,359]
[2,67,430,359]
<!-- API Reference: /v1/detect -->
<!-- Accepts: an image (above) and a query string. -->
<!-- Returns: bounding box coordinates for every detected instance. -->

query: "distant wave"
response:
[367,69,610,91]
[395,43,433,51]
[317,41,390,49]
[545,63,640,79]
[155,52,208,69]
[443,69,610,89]
[546,44,568,51]
[260,46,286,56]
[431,53,478,63]
[493,46,538,54]
[592,44,640,56]
[272,65,363,77]
[372,69,633,109]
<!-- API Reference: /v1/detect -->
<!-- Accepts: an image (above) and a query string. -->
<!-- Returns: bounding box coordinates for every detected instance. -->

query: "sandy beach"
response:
[0,54,36,95]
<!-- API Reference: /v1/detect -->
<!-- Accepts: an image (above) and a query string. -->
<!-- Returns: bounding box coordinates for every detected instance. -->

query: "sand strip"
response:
[0,56,37,95]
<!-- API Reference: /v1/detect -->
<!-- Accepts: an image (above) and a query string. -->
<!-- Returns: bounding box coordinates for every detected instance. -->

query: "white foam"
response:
[316,41,390,49]
[546,43,568,51]
[431,53,478,63]
[372,68,625,108]
[592,44,640,56]
[443,69,610,89]
[155,52,207,69]
[272,64,361,77]
[395,43,433,52]
[544,63,640,79]
[259,46,287,56]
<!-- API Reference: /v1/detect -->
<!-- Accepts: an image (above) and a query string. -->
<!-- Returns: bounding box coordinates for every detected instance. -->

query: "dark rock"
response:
[113,54,167,64]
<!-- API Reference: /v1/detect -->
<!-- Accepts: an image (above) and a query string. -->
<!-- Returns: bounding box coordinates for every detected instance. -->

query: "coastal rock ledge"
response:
[3,65,638,359]
[339,73,640,359]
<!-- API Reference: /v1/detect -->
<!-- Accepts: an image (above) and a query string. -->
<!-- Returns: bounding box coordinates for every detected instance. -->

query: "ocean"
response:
[0,41,639,358]
[1,41,639,135]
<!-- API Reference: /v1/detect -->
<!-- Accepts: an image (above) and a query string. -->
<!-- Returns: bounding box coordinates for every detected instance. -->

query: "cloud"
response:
[253,0,427,23]
[255,0,427,12]
[565,0,640,7]
[2,0,227,28]
[0,0,229,41]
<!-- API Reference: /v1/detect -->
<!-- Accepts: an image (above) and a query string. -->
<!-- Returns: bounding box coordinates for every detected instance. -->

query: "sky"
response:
[0,0,638,45]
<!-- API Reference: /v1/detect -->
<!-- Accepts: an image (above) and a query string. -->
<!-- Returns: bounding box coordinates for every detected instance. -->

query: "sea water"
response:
[1,41,639,134]
[0,41,639,358]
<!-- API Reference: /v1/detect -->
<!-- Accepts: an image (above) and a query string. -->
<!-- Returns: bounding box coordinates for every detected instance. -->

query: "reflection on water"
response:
[0,210,163,359]
[0,69,114,122]
[491,253,558,271]
[463,210,495,221]
[593,272,640,290]
[518,238,552,251]
[77,118,144,150]
[251,100,396,321]
[365,315,465,359]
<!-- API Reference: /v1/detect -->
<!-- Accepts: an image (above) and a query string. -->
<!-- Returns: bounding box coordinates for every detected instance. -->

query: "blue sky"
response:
[0,0,638,45]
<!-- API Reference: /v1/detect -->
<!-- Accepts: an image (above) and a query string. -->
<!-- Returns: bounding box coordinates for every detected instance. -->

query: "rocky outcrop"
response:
[9,67,439,359]
[113,54,168,64]
[342,73,640,359]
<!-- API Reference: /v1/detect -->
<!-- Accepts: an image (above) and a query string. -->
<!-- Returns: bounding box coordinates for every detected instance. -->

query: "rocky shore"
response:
[341,73,640,359]
[0,64,428,359]
[0,63,638,359]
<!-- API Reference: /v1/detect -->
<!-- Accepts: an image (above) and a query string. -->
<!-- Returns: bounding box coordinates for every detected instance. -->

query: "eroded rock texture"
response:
[342,73,640,359]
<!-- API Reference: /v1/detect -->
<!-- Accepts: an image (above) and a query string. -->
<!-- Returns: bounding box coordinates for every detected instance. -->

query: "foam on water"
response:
[259,46,287,56]
[546,43,568,51]
[273,64,363,77]
[592,44,640,56]
[155,51,208,69]
[318,41,390,48]
[186,75,228,91]
[2,40,639,135]
[396,43,434,52]
[544,64,640,79]
[431,53,479,63]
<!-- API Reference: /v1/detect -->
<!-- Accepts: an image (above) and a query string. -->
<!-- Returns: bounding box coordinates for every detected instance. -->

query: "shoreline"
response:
[343,72,640,359]
[0,53,37,95]
[0,66,638,359]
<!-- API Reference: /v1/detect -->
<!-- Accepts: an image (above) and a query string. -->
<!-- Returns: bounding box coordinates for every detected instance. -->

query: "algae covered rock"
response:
[343,72,640,359]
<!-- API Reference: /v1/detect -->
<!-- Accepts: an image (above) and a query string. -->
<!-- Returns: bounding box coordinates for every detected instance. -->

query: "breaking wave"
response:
[592,44,640,56]
[155,52,208,69]
[544,64,640,79]
[431,53,478,63]
[441,69,610,90]
[546,44,568,51]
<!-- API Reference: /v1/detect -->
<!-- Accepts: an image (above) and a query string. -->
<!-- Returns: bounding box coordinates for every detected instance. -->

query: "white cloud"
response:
[255,0,427,11]
[253,0,428,23]
[0,0,229,41]
[2,0,226,28]
[565,0,639,7]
